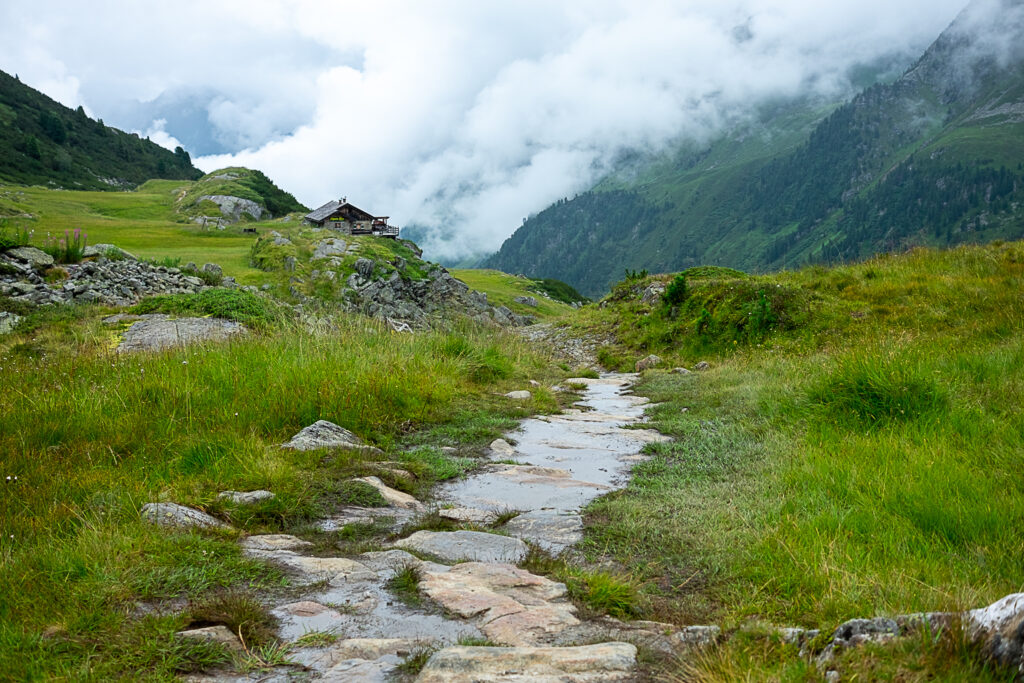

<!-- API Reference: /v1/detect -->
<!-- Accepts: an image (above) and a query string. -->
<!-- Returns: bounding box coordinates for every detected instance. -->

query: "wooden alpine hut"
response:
[304,197,399,237]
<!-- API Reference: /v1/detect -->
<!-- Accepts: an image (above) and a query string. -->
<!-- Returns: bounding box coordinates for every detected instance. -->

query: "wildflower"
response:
[182,360,188,365]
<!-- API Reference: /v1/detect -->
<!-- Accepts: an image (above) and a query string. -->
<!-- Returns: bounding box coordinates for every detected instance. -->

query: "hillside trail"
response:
[184,360,708,682]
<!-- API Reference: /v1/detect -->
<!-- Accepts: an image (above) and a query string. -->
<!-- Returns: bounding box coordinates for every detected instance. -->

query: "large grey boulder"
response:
[635,354,661,372]
[116,315,247,353]
[140,502,230,529]
[355,258,375,280]
[280,419,382,454]
[6,246,53,268]
[197,195,264,222]
[395,530,527,564]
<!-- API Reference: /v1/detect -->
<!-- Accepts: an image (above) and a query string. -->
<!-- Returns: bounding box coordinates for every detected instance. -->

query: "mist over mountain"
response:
[486,0,1024,296]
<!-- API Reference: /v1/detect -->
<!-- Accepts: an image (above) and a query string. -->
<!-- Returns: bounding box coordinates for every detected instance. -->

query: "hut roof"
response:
[305,200,376,223]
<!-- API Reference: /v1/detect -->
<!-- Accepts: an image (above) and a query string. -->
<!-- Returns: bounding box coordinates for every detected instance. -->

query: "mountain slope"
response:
[487,0,1024,297]
[0,70,202,190]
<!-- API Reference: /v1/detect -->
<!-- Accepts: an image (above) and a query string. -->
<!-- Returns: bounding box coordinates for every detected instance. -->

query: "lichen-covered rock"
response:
[514,295,538,307]
[968,592,1024,671]
[505,390,532,400]
[5,246,53,268]
[175,625,245,654]
[280,420,382,454]
[0,311,20,335]
[140,502,230,530]
[83,243,136,260]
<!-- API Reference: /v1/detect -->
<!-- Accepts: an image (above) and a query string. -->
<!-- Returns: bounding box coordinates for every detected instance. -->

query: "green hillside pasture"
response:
[1,182,293,285]
[575,242,1024,678]
[451,269,575,320]
[0,313,559,678]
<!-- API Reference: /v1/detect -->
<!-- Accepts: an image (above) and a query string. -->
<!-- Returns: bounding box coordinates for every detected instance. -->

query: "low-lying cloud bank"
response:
[4,0,1001,260]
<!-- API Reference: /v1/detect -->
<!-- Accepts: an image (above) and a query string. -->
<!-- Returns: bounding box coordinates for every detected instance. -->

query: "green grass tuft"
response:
[131,289,278,328]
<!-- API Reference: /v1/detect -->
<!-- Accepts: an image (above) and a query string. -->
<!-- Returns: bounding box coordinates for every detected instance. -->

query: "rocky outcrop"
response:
[197,195,264,222]
[0,249,217,308]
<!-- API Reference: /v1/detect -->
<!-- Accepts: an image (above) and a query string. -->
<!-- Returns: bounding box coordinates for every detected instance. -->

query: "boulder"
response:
[351,476,425,510]
[6,246,53,268]
[140,502,230,530]
[505,390,532,400]
[670,367,692,375]
[513,295,539,308]
[489,438,517,456]
[967,592,1024,671]
[635,354,661,372]
[694,361,711,371]
[417,643,637,682]
[280,420,382,454]
[116,316,247,353]
[201,263,222,278]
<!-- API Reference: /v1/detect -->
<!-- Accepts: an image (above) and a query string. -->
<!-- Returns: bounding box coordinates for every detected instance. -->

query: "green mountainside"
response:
[0,69,202,189]
[487,0,1024,297]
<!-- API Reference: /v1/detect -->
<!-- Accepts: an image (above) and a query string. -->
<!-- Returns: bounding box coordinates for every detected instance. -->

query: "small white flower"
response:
[182,360,188,365]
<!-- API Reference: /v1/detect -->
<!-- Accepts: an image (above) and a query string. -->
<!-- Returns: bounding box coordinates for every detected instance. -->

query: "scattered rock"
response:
[395,530,528,564]
[635,354,662,372]
[358,549,451,576]
[514,295,539,308]
[489,438,517,456]
[355,258,375,279]
[83,243,136,260]
[175,625,245,654]
[439,507,496,524]
[280,420,383,455]
[351,476,425,510]
[672,625,722,648]
[217,490,275,505]
[291,637,432,680]
[140,502,230,530]
[503,510,583,554]
[420,562,578,646]
[670,367,692,375]
[967,592,1024,671]
[417,642,637,682]
[694,361,711,371]
[817,617,900,665]
[116,315,247,353]
[505,390,532,400]
[201,263,222,278]
[240,534,312,551]
[0,311,21,335]
[272,555,378,583]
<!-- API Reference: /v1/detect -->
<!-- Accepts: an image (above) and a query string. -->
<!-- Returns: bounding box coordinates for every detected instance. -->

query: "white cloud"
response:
[0,1,973,259]
[138,119,184,152]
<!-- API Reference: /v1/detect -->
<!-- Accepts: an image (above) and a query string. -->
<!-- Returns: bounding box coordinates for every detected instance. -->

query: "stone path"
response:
[181,374,686,681]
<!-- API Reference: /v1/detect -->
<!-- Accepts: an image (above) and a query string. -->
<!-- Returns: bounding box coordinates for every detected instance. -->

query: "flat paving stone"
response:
[394,530,528,564]
[417,642,638,682]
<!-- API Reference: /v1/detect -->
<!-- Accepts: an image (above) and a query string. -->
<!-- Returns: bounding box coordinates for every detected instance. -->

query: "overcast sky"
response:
[1,1,972,260]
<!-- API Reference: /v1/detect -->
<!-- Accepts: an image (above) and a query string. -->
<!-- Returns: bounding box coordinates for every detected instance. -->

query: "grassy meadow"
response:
[569,242,1024,679]
[0,300,570,678]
